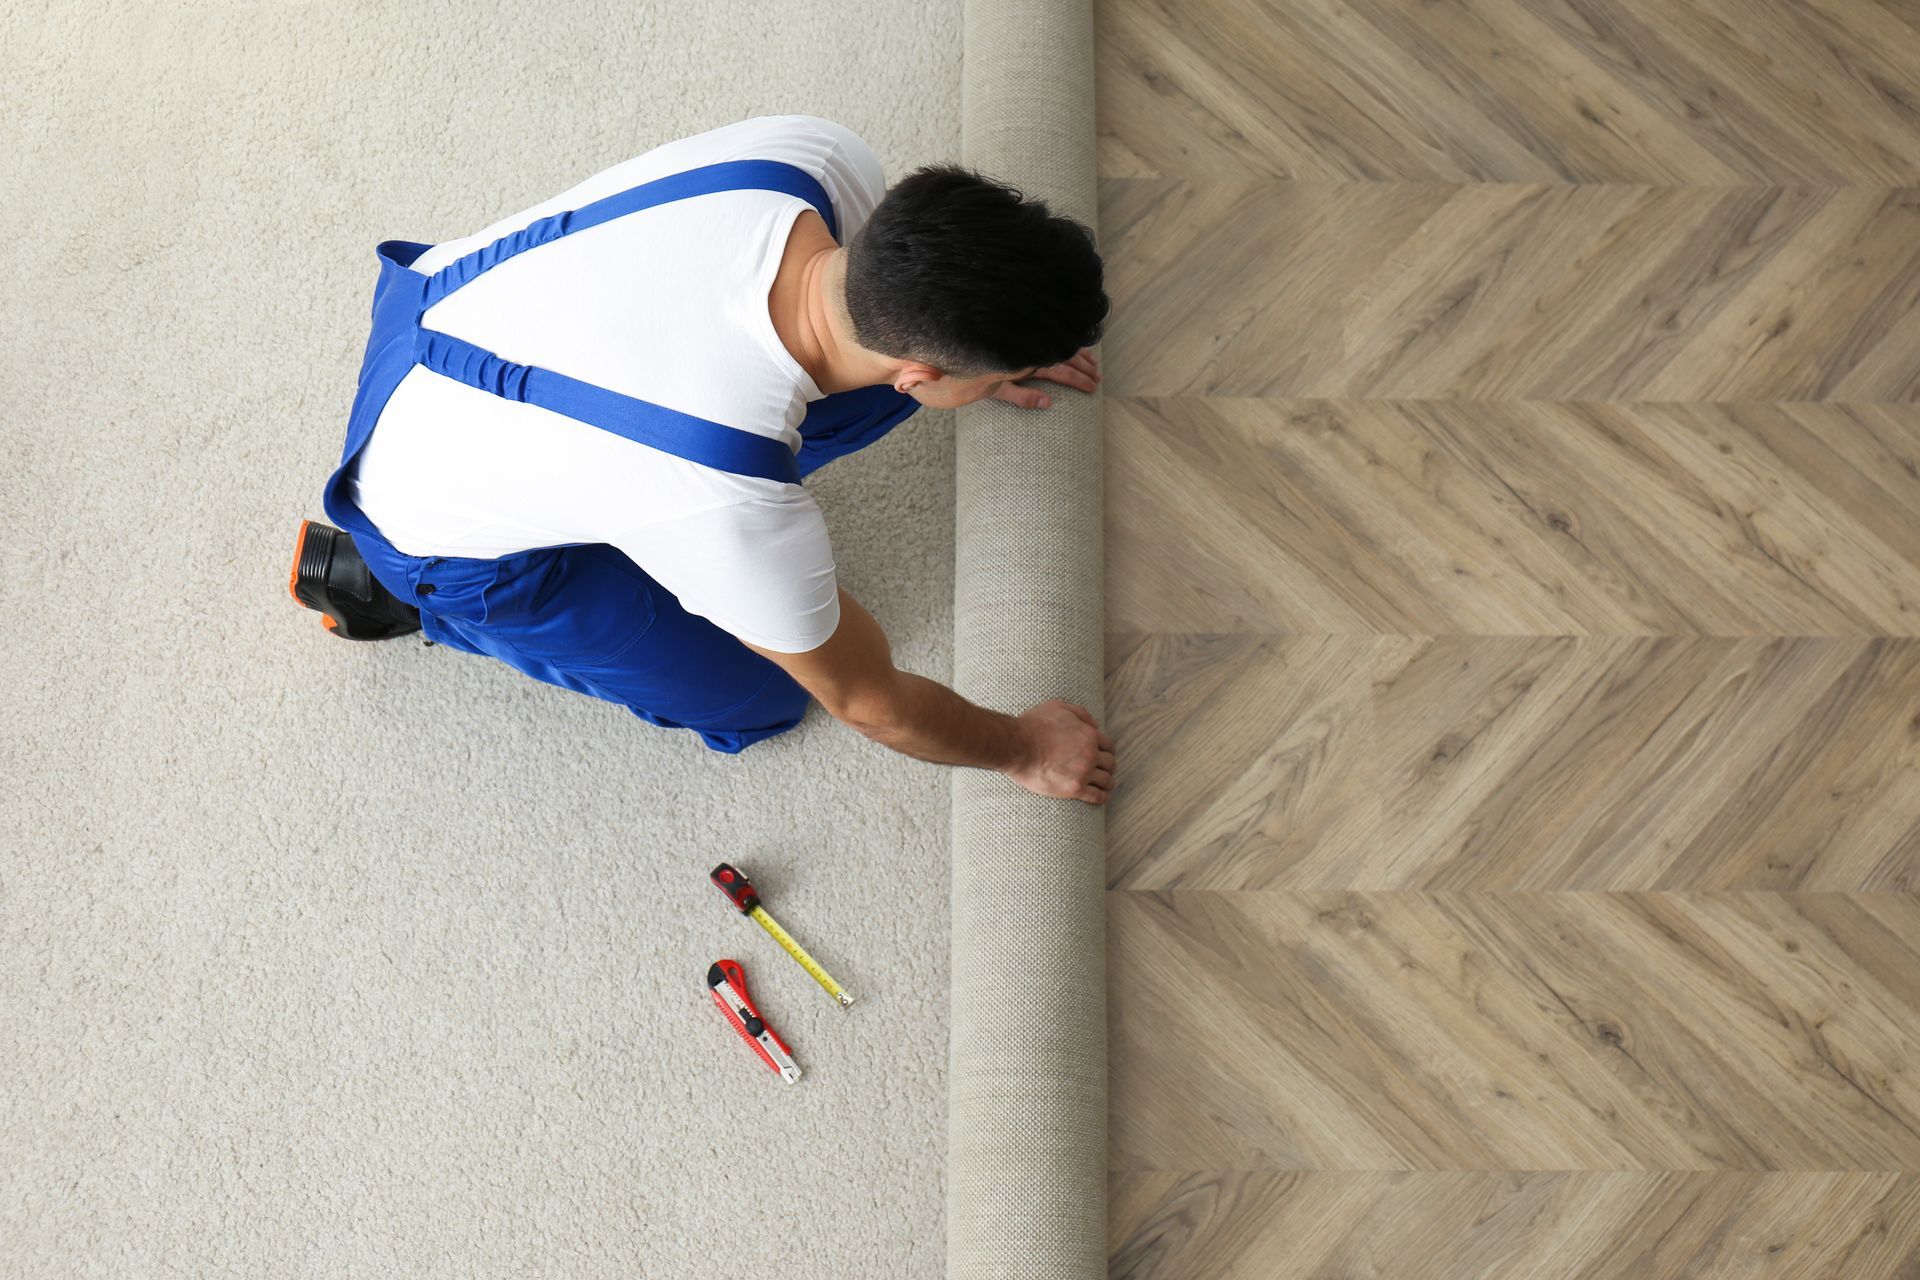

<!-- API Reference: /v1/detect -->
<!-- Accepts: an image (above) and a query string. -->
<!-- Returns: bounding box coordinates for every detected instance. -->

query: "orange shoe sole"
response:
[289,518,336,632]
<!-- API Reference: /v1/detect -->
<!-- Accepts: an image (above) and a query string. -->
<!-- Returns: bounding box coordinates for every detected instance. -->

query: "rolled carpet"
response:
[948,1,1107,1276]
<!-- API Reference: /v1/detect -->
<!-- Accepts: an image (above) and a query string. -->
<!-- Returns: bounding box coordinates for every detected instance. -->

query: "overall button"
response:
[418,583,436,596]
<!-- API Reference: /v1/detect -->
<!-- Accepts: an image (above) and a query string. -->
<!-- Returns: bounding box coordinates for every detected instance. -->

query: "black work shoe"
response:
[288,519,423,641]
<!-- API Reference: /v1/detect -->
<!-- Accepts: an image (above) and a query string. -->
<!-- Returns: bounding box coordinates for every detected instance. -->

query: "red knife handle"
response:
[707,959,790,1074]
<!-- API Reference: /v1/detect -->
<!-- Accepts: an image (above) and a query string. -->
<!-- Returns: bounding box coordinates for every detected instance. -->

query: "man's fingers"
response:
[1077,784,1110,805]
[997,384,1051,410]
[1058,363,1098,390]
[1037,364,1098,393]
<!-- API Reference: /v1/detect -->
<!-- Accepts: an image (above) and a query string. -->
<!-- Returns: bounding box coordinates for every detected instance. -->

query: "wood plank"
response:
[1109,892,1920,1173]
[1103,634,1389,890]
[1109,1172,1920,1278]
[1107,400,1920,637]
[1099,181,1920,400]
[1106,634,1920,890]
[1099,0,1920,182]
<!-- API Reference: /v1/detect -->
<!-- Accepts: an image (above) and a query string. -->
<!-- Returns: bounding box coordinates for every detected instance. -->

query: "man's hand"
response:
[1006,699,1116,805]
[989,348,1101,410]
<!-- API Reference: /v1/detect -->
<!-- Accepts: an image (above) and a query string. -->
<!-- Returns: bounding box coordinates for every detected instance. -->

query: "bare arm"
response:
[742,587,1115,804]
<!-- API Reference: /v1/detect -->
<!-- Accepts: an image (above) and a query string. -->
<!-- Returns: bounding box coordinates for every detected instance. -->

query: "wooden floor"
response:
[1096,1,1920,1275]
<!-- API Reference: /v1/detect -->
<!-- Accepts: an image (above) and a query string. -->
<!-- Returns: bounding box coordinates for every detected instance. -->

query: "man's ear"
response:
[893,362,943,396]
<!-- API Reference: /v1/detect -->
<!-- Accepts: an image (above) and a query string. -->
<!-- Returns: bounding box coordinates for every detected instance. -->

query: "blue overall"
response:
[322,160,920,753]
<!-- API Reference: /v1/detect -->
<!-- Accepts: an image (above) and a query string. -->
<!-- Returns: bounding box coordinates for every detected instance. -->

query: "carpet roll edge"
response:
[949,1,1106,1277]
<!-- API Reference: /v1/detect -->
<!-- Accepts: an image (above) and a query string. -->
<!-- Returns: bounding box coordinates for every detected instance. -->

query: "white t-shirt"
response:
[346,114,890,653]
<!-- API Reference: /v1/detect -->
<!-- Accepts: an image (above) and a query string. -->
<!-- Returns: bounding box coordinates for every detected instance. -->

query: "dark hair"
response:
[842,163,1109,377]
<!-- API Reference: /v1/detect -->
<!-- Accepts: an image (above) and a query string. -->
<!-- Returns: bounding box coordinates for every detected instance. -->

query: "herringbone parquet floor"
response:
[1098,1,1920,1275]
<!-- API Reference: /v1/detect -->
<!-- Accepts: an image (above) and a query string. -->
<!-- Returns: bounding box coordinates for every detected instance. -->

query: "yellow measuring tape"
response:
[710,862,854,1010]
[748,905,854,1009]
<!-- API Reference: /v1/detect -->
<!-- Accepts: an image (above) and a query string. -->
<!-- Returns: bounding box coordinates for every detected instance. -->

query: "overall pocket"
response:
[490,543,661,668]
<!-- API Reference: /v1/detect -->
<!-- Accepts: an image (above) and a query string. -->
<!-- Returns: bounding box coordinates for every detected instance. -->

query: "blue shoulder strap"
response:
[422,159,839,307]
[411,159,839,485]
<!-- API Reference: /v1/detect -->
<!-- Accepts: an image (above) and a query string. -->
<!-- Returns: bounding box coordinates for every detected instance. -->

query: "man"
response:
[292,115,1115,805]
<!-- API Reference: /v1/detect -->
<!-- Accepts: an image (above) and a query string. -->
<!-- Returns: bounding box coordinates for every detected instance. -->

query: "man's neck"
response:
[768,210,890,396]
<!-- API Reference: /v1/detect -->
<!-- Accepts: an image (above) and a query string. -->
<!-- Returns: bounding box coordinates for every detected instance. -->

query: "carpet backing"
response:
[948,1,1108,1276]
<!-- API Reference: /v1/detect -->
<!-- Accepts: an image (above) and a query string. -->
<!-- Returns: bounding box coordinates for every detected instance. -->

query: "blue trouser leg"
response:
[341,385,921,753]
[348,529,809,754]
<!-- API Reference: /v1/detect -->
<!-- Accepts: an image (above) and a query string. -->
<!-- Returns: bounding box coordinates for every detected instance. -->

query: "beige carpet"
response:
[0,2,960,1274]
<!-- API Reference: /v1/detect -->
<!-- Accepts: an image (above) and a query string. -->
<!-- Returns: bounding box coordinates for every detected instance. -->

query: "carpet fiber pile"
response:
[2,3,962,1274]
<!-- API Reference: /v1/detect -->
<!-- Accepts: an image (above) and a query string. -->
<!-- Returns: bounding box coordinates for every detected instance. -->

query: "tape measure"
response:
[710,862,854,1009]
